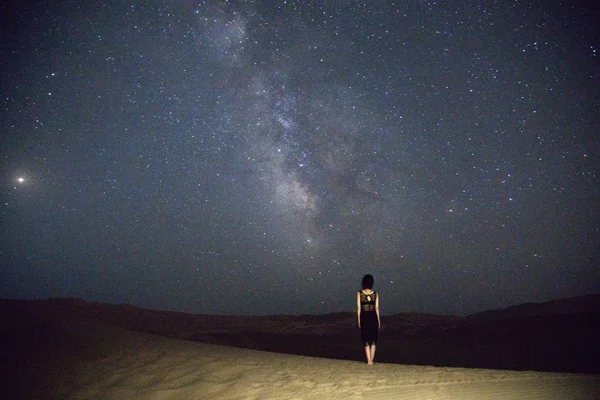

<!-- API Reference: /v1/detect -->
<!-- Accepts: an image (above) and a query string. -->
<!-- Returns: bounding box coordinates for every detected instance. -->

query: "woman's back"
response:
[359,290,377,312]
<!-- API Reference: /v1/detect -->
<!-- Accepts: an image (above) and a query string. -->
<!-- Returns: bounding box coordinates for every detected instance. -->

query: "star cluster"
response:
[1,0,598,315]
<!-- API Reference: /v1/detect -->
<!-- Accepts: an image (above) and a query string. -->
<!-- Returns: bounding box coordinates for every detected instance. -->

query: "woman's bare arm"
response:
[376,293,381,328]
[356,291,361,327]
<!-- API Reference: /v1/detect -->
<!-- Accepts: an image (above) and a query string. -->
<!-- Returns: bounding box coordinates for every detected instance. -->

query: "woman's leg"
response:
[370,344,376,364]
[365,344,375,365]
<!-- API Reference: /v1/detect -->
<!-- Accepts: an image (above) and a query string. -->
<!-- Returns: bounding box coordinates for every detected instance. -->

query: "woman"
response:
[357,274,381,365]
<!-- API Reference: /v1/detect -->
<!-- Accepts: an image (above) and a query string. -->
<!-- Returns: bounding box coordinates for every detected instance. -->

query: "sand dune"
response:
[2,319,599,400]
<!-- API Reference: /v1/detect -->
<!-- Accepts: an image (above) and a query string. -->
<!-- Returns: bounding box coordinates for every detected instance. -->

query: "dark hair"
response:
[361,274,374,290]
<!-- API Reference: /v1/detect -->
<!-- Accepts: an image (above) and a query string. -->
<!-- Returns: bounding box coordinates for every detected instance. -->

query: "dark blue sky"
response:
[2,0,599,315]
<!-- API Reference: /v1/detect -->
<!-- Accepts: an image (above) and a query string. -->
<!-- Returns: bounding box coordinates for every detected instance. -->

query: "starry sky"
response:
[1,0,599,316]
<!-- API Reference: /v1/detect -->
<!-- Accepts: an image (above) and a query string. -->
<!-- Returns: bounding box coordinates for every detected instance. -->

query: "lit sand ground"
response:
[25,323,600,400]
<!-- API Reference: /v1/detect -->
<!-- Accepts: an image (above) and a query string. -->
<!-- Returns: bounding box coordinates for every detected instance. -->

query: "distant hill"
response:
[2,294,599,373]
[466,294,600,322]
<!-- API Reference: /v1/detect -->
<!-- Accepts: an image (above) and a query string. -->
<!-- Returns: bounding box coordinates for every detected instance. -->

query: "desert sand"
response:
[3,318,599,400]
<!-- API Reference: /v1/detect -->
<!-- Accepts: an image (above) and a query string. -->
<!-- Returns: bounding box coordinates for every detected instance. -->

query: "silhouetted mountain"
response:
[2,295,599,373]
[466,295,600,321]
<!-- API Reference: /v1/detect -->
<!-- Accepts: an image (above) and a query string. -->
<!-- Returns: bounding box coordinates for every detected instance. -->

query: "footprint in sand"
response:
[290,378,317,388]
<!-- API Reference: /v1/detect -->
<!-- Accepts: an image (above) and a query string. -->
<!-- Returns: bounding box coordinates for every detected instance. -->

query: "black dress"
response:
[359,290,378,346]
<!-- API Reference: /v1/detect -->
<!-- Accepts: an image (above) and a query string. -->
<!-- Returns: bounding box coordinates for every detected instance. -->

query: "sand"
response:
[5,320,599,400]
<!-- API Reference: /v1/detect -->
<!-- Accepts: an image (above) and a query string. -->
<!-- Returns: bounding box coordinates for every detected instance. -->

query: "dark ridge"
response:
[1,295,599,374]
[466,294,600,321]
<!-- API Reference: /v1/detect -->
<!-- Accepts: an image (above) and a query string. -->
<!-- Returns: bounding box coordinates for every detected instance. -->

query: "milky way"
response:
[1,1,598,315]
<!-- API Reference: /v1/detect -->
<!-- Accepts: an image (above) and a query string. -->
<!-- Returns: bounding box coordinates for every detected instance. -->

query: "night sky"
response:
[1,1,599,316]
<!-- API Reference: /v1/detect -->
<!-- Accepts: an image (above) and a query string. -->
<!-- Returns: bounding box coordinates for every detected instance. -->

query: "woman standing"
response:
[357,274,381,365]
